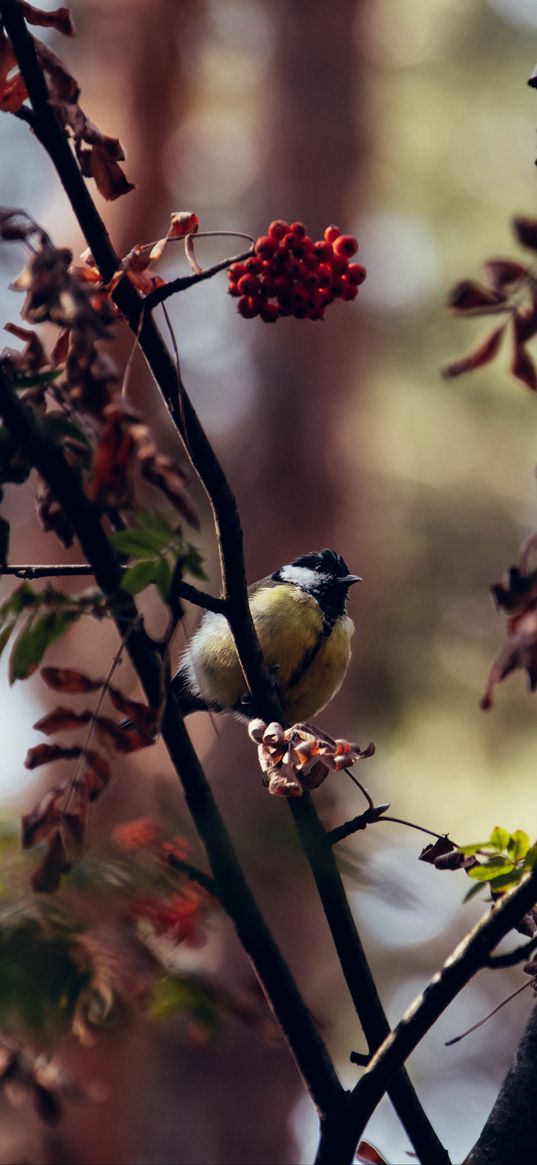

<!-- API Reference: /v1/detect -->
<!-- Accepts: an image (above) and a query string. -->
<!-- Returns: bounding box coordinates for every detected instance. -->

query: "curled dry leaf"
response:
[248,719,374,797]
[20,3,75,35]
[149,210,200,265]
[483,258,527,290]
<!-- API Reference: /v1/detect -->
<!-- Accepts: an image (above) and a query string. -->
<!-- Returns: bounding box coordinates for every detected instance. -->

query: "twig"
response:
[485,934,537,968]
[328,810,453,847]
[0,564,226,613]
[146,246,254,308]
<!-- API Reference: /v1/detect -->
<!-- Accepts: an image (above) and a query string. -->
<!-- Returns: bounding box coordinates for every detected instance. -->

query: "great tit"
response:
[173,549,361,724]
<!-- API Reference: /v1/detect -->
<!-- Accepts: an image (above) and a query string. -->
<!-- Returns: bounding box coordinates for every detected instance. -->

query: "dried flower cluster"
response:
[248,718,374,797]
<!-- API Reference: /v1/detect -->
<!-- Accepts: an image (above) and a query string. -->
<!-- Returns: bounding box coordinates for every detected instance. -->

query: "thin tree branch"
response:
[165,852,219,900]
[485,934,537,968]
[348,866,537,1148]
[0,366,342,1119]
[0,563,225,613]
[146,246,254,308]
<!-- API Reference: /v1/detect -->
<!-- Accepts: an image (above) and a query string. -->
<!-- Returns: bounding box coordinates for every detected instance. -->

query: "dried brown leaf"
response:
[447,280,505,313]
[21,784,65,848]
[33,707,92,736]
[24,743,82,770]
[41,666,104,693]
[511,342,537,391]
[513,216,537,252]
[94,716,154,754]
[442,326,504,379]
[108,687,158,738]
[31,829,70,893]
[20,3,75,35]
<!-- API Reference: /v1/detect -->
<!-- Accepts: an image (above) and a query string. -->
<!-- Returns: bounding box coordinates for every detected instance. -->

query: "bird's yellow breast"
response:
[189,584,354,723]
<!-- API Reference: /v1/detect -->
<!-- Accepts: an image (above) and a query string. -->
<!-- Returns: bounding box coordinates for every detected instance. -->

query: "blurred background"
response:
[1,0,537,1161]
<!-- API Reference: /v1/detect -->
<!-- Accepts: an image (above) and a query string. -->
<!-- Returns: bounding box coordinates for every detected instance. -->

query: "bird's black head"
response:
[273,549,361,621]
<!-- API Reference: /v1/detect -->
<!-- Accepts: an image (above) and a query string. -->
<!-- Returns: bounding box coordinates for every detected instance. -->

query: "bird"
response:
[172,549,361,724]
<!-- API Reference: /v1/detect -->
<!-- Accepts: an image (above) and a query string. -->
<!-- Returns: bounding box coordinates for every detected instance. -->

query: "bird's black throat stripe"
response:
[286,614,334,692]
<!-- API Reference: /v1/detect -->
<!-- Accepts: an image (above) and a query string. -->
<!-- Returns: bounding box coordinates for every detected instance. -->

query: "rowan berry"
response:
[260,302,280,322]
[289,221,307,239]
[347,263,367,285]
[237,295,260,318]
[324,225,341,244]
[245,256,263,274]
[314,240,333,262]
[268,220,289,240]
[333,234,358,258]
[237,273,260,296]
[255,235,278,260]
[340,283,359,301]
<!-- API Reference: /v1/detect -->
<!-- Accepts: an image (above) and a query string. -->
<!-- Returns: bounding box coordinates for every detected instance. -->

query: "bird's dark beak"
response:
[338,574,362,586]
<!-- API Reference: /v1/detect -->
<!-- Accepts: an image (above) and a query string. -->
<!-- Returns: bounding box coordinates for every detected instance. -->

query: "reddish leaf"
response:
[513,298,537,344]
[21,784,65,848]
[141,454,201,529]
[108,687,158,738]
[24,743,82,770]
[0,35,27,112]
[82,755,111,801]
[31,830,70,893]
[94,716,154,754]
[442,326,504,379]
[356,1141,389,1164]
[447,280,505,313]
[49,328,70,367]
[34,40,79,103]
[511,343,537,391]
[84,140,135,202]
[20,3,75,35]
[33,707,92,736]
[40,666,103,693]
[483,258,527,290]
[513,216,537,252]
[4,323,47,371]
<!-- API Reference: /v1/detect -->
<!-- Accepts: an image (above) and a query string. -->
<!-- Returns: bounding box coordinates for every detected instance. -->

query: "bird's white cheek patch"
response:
[278,565,322,589]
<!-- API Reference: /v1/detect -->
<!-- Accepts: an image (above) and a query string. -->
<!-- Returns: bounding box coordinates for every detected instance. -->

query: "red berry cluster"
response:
[227,221,366,323]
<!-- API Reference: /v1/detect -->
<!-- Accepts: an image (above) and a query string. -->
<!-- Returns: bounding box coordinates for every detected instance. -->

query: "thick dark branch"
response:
[348,866,537,1146]
[466,1002,537,1165]
[290,795,451,1165]
[0,368,342,1117]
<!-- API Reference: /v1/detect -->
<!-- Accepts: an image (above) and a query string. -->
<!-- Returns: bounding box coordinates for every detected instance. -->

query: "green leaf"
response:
[458,841,491,857]
[150,974,221,1036]
[9,610,79,683]
[523,843,537,871]
[121,559,159,595]
[508,830,531,862]
[465,857,515,882]
[10,369,62,389]
[488,869,524,893]
[0,620,17,659]
[489,826,511,852]
[463,880,487,903]
[130,510,178,543]
[111,529,169,557]
[183,543,207,580]
[153,556,172,601]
